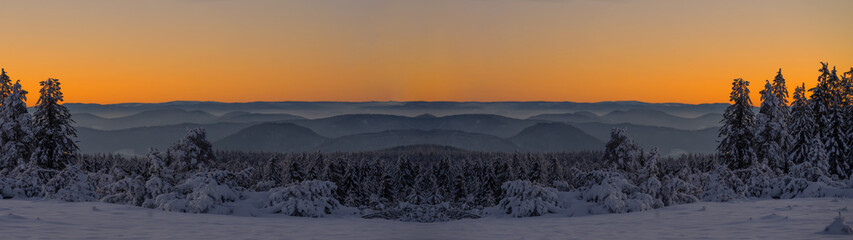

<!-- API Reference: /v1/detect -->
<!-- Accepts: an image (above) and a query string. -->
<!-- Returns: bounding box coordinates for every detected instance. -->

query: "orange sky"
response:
[2,0,852,106]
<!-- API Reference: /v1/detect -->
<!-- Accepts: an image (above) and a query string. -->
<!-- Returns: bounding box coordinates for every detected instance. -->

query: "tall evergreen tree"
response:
[771,69,792,155]
[772,69,790,117]
[718,78,756,170]
[842,67,853,178]
[31,78,77,170]
[0,81,33,170]
[811,63,849,177]
[264,155,283,185]
[0,69,12,105]
[788,84,819,166]
[755,80,788,172]
[286,155,305,183]
[810,63,833,139]
[167,128,215,172]
[603,128,642,172]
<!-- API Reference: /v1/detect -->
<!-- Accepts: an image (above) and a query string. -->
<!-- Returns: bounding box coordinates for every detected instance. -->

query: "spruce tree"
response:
[771,69,792,156]
[0,69,12,106]
[603,128,642,172]
[31,78,78,170]
[264,155,283,185]
[812,63,849,178]
[718,78,756,170]
[842,68,853,178]
[167,128,215,172]
[755,80,788,172]
[788,84,818,166]
[286,155,304,183]
[772,69,790,117]
[0,81,33,170]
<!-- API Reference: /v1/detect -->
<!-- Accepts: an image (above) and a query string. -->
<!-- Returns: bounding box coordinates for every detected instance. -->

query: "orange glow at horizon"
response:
[2,0,852,106]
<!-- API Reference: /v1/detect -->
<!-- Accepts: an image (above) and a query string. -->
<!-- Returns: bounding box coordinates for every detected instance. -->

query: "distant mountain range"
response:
[65,101,728,119]
[68,101,726,156]
[74,109,303,130]
[529,109,722,130]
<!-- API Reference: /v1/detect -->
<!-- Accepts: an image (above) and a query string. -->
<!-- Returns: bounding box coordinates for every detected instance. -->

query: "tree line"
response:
[719,63,853,179]
[1,64,851,221]
[0,69,78,172]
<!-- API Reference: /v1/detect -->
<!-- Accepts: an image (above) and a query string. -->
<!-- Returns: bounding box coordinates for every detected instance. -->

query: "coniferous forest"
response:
[1,63,853,222]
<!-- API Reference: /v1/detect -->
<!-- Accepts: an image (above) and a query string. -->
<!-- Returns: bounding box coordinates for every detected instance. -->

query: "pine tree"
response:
[340,161,363,207]
[31,78,78,170]
[286,155,304,184]
[0,69,13,106]
[718,78,756,170]
[640,147,660,181]
[771,69,793,159]
[755,80,788,173]
[812,63,849,178]
[526,157,541,182]
[0,81,33,170]
[146,147,172,183]
[842,67,853,178]
[264,155,283,185]
[788,84,818,166]
[772,69,790,118]
[434,157,454,202]
[324,157,345,187]
[167,128,215,173]
[603,128,642,172]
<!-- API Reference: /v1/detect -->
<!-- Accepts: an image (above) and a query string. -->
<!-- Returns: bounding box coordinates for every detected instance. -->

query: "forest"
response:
[0,63,852,222]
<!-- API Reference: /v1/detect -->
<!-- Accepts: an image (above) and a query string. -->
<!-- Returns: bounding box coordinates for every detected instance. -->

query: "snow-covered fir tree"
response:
[167,128,216,173]
[755,80,789,173]
[811,63,849,178]
[639,147,660,181]
[264,155,283,185]
[30,78,77,170]
[772,69,790,119]
[786,82,831,182]
[842,68,853,177]
[603,128,642,173]
[789,137,830,181]
[285,155,305,184]
[0,81,33,170]
[144,148,172,203]
[340,161,364,207]
[718,78,756,170]
[0,69,12,106]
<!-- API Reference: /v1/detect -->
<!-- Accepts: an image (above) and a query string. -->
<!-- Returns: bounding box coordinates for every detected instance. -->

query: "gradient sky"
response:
[2,0,852,105]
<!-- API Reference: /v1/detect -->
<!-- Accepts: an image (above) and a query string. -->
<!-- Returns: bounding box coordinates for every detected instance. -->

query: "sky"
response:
[1,0,852,105]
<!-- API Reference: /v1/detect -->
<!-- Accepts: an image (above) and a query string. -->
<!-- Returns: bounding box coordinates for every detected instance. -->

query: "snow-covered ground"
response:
[1,198,851,239]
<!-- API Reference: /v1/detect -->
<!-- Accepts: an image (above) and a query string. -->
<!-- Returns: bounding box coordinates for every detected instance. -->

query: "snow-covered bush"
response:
[144,177,171,201]
[5,162,47,198]
[0,177,13,198]
[499,180,558,218]
[824,213,853,235]
[266,180,340,217]
[255,180,276,192]
[737,163,775,198]
[789,161,829,182]
[42,166,96,202]
[101,173,145,206]
[769,177,810,199]
[146,172,238,214]
[147,192,187,212]
[697,165,745,202]
[659,176,699,206]
[582,175,662,214]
